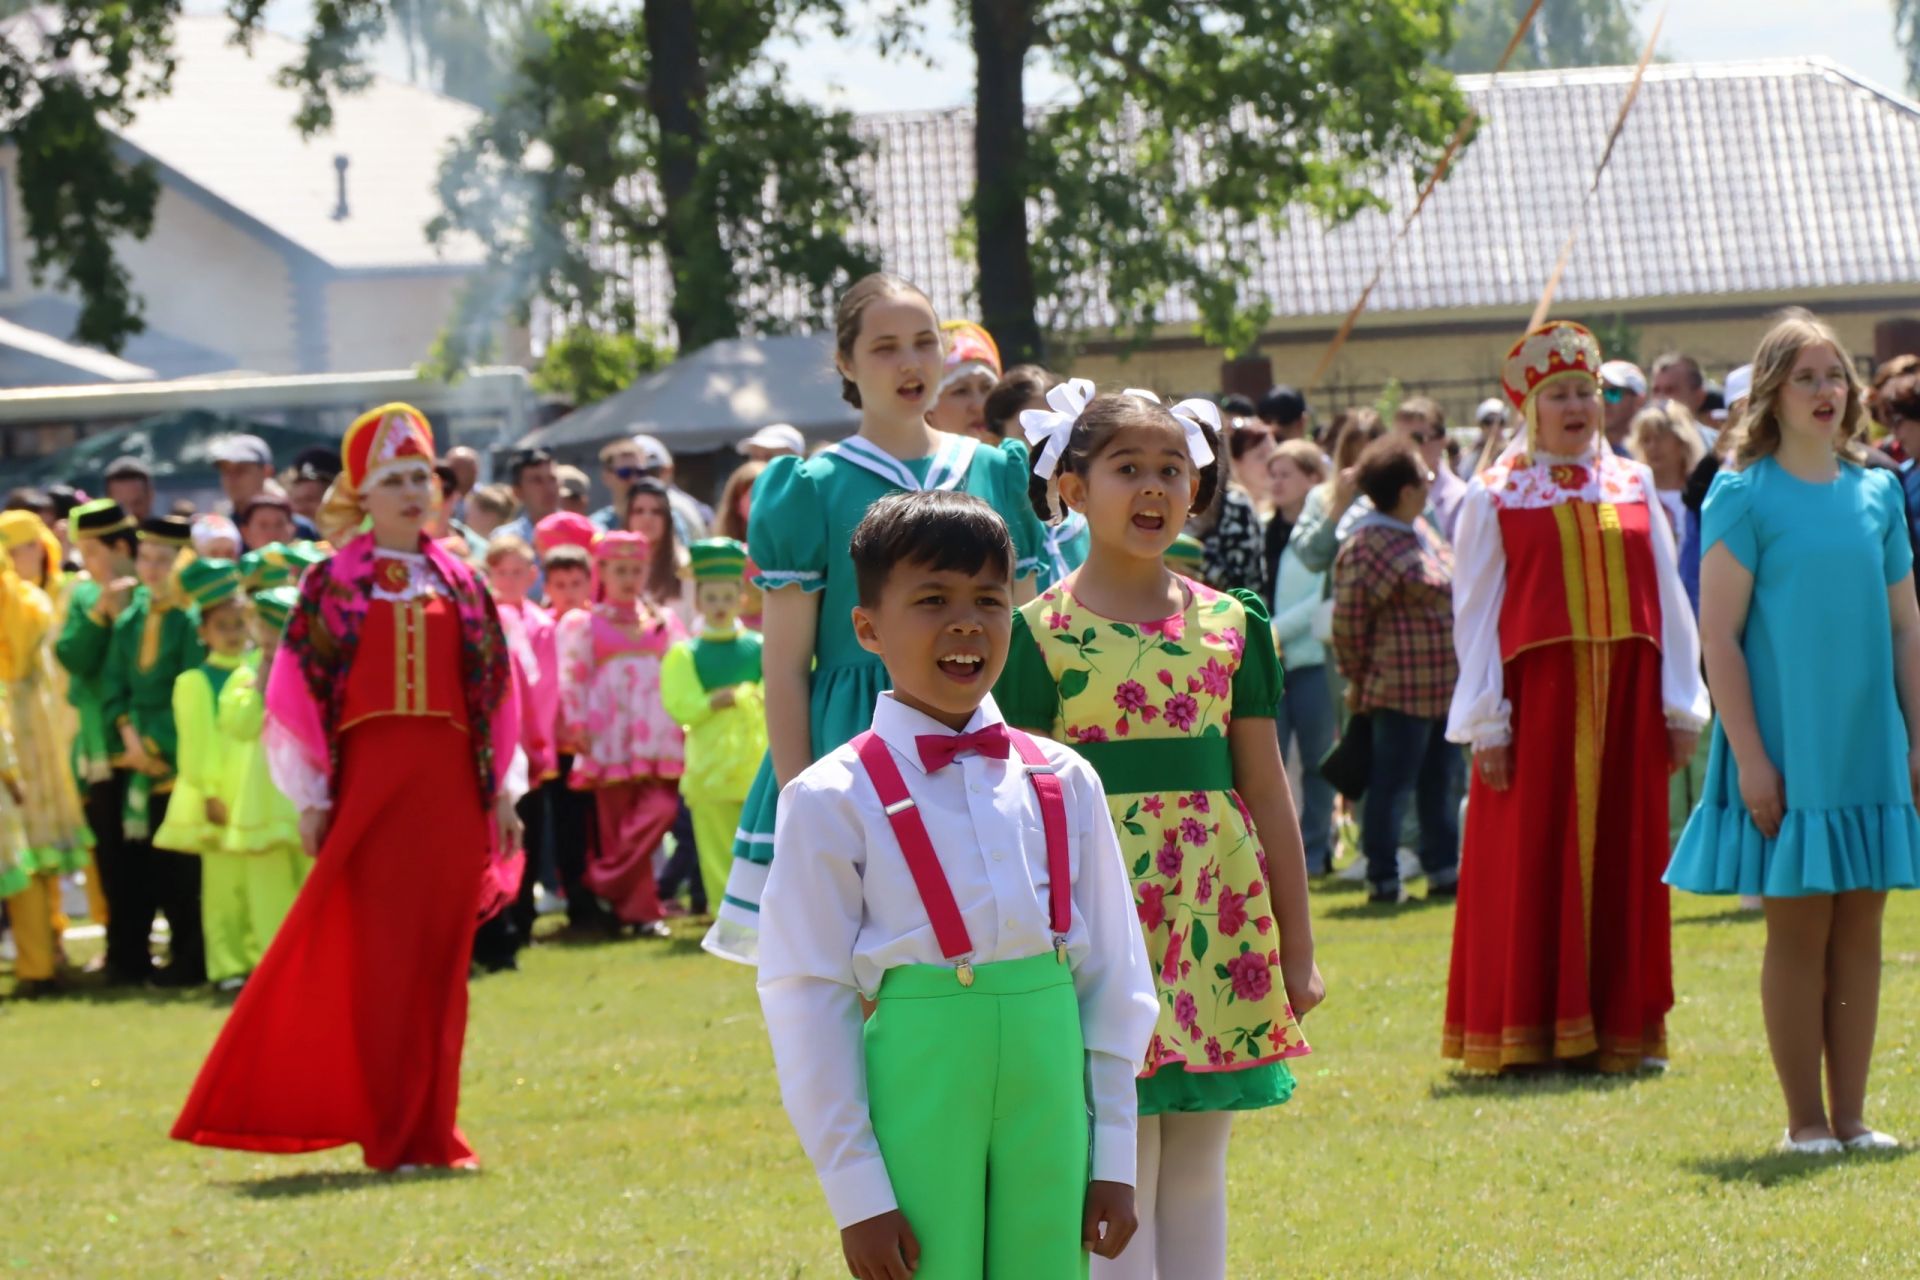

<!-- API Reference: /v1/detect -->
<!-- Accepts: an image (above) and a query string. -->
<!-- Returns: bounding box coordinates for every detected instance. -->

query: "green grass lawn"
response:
[5,883,1919,1278]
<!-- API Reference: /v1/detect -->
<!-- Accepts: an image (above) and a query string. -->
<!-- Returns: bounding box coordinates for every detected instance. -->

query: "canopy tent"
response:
[0,410,334,495]
[520,333,857,454]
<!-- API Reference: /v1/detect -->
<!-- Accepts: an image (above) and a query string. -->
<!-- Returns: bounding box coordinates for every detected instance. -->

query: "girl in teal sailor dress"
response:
[702,276,1045,964]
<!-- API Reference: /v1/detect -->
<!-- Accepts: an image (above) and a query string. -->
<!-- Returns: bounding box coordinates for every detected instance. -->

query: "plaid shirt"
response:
[1331,520,1457,718]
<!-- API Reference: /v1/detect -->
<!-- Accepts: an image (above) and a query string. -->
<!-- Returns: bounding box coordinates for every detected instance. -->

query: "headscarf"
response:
[318,402,436,545]
[0,509,65,596]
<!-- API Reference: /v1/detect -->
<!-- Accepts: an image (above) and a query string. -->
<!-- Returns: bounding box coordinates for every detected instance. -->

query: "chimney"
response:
[332,154,350,221]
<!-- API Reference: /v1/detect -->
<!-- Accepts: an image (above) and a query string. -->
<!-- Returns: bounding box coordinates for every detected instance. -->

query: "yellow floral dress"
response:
[997,579,1310,1113]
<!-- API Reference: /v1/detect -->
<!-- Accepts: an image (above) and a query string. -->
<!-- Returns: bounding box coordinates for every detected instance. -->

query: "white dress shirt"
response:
[757,692,1158,1230]
[1446,445,1710,748]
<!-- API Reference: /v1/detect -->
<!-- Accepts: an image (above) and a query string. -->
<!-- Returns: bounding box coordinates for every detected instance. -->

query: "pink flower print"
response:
[1156,668,1174,688]
[1187,674,1202,693]
[1205,1036,1226,1066]
[1180,816,1209,847]
[1141,795,1165,818]
[1268,1023,1293,1053]
[1161,930,1185,984]
[1114,680,1150,713]
[1141,612,1186,643]
[1116,716,1131,737]
[1254,915,1273,935]
[1220,626,1245,662]
[1156,838,1184,879]
[1139,704,1159,723]
[1198,657,1233,698]
[1046,609,1073,631]
[1164,693,1199,733]
[1227,951,1273,1003]
[1174,991,1198,1034]
[1070,724,1109,744]
[1217,888,1248,936]
[1188,792,1211,814]
[1195,864,1214,905]
[1137,884,1167,932]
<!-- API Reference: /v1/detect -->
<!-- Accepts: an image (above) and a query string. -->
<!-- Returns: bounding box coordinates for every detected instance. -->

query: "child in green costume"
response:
[154,559,259,988]
[658,538,765,918]
[758,491,1157,1280]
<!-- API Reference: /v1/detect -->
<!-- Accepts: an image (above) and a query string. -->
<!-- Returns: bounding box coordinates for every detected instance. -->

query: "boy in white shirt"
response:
[758,490,1158,1280]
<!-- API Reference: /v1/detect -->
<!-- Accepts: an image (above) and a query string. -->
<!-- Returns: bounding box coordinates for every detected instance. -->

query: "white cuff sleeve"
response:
[1445,483,1513,747]
[500,745,530,805]
[1088,1051,1141,1186]
[1643,466,1711,731]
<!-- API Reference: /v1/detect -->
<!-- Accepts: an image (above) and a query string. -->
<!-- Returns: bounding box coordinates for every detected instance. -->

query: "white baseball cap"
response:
[1599,361,1647,396]
[738,423,805,456]
[629,433,673,470]
[1475,397,1508,425]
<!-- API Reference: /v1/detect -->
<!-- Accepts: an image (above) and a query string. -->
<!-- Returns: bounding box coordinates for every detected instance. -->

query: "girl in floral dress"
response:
[556,531,686,936]
[996,381,1324,1280]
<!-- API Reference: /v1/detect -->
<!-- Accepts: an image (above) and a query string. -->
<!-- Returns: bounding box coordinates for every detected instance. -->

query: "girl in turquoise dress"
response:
[1667,314,1920,1155]
[702,275,1045,963]
[997,380,1322,1280]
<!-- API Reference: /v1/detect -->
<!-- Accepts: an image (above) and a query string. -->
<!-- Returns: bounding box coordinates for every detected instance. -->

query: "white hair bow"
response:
[1123,388,1219,469]
[1020,377,1096,480]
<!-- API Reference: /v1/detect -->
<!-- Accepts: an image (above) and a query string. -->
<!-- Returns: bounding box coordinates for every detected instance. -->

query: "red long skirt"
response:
[584,780,679,924]
[172,717,489,1169]
[1442,639,1674,1073]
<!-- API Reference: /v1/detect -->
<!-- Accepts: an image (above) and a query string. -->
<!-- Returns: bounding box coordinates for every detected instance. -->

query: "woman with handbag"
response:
[1443,322,1708,1074]
[1270,439,1338,875]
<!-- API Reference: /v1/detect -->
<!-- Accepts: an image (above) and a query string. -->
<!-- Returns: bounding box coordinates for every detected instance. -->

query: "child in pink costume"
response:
[557,531,686,935]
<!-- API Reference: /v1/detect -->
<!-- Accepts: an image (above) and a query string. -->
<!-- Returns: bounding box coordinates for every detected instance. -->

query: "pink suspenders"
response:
[852,728,1072,987]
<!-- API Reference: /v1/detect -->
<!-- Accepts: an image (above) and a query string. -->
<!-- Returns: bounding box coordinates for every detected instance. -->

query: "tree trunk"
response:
[970,0,1043,366]
[643,0,740,348]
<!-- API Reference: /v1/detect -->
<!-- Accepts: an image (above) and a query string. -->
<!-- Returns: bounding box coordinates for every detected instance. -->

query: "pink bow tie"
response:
[916,723,1012,772]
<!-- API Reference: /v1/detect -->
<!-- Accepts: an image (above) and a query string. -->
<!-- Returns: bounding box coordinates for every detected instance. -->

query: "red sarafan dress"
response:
[173,543,517,1169]
[1442,446,1707,1072]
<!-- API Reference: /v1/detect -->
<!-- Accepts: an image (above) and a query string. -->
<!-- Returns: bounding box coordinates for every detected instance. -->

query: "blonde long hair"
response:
[1628,402,1707,480]
[1732,311,1868,468]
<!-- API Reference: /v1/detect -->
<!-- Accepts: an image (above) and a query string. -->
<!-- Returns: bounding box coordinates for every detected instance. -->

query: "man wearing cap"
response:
[737,423,804,463]
[105,457,155,524]
[98,515,208,986]
[1599,360,1647,453]
[1257,385,1311,443]
[212,435,320,541]
[284,448,341,526]
[632,433,711,545]
[56,500,146,980]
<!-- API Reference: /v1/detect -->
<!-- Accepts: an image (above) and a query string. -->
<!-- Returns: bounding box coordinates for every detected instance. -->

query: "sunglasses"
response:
[1602,386,1628,404]
[612,465,662,480]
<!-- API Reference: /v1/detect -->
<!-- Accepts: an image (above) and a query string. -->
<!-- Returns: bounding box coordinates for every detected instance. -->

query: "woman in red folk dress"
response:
[172,402,525,1171]
[1443,322,1709,1073]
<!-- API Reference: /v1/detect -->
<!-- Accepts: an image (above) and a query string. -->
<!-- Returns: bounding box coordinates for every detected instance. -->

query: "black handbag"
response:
[1318,711,1373,801]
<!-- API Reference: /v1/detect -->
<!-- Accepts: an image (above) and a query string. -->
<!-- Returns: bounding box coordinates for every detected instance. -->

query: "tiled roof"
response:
[605,58,1920,340]
[1,13,485,272]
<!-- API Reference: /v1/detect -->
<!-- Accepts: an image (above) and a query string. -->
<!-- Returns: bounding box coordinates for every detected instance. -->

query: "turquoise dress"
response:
[1666,459,1920,897]
[704,432,1047,962]
[1034,510,1090,593]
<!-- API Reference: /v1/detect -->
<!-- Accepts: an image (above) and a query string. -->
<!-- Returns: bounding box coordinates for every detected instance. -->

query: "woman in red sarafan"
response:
[1442,322,1709,1073]
[172,402,525,1170]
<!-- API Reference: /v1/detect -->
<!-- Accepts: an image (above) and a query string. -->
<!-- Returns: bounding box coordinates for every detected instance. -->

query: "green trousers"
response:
[200,848,309,983]
[864,952,1091,1280]
[689,799,742,918]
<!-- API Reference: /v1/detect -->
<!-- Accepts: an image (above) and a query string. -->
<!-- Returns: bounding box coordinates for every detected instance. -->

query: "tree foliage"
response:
[427,0,878,364]
[1443,0,1641,73]
[992,1,1468,361]
[530,326,671,405]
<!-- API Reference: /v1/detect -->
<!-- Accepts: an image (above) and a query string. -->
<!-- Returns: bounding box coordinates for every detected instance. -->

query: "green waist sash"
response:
[1069,735,1234,795]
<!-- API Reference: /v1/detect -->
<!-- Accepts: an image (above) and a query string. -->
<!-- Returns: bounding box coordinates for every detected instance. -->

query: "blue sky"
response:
[204,0,1915,112]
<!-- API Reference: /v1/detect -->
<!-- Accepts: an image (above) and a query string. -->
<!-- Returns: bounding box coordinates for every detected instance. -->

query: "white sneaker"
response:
[1335,857,1369,882]
[1843,1130,1900,1151]
[533,885,566,917]
[1778,1130,1843,1156]
[1398,848,1425,884]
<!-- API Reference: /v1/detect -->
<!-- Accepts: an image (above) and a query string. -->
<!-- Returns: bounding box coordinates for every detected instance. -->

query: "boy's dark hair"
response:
[983,364,1055,439]
[543,544,592,576]
[509,448,554,486]
[1219,393,1257,418]
[1026,392,1223,525]
[850,490,1014,608]
[835,273,934,409]
[1354,436,1425,513]
[4,487,51,517]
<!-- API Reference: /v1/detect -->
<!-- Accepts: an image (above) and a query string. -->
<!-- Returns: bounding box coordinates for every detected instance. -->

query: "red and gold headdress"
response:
[321,403,437,544]
[1501,321,1603,412]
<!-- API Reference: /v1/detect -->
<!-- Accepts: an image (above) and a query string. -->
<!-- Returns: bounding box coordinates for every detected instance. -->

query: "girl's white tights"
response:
[1091,1111,1233,1280]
